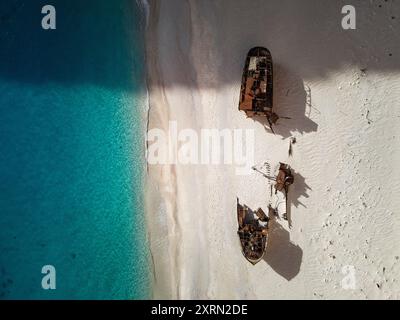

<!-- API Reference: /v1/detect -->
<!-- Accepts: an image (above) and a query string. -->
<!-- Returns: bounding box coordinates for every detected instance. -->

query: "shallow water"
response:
[0,0,150,299]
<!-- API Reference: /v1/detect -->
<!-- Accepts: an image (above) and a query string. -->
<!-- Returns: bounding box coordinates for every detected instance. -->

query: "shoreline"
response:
[144,0,179,299]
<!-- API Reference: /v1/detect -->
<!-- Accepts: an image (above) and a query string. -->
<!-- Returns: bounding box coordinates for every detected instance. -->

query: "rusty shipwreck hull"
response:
[237,198,269,265]
[239,47,273,117]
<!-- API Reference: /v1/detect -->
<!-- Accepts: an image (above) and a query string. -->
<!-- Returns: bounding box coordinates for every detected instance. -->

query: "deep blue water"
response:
[0,0,150,299]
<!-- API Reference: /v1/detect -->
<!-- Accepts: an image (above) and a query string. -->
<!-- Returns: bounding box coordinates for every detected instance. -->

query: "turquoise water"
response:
[0,0,150,299]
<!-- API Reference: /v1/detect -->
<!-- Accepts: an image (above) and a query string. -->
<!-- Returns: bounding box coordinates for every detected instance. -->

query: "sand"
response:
[145,0,400,299]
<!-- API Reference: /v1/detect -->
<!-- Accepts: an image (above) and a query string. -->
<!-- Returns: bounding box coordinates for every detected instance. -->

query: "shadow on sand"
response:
[264,215,303,281]
[285,169,312,228]
[251,64,318,139]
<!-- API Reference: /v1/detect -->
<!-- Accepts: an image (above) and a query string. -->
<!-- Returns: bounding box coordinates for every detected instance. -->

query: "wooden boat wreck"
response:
[252,162,295,223]
[237,198,269,265]
[275,163,294,195]
[239,47,278,131]
[274,163,294,222]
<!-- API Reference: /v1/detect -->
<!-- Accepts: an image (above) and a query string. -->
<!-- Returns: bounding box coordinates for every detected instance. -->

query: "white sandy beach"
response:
[145,0,400,299]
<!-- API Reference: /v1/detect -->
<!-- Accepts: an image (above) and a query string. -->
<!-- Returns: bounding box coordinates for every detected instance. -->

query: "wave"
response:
[137,0,150,29]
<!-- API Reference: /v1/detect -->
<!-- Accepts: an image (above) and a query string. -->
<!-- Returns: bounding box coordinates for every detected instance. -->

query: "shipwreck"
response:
[252,162,295,224]
[239,47,278,131]
[237,198,269,265]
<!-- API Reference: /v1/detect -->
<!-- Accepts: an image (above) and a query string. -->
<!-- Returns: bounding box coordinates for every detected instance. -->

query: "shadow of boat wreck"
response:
[264,212,302,281]
[286,169,311,228]
[250,64,318,139]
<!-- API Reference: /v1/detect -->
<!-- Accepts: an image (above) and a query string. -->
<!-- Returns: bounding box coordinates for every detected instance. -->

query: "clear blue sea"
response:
[0,0,150,299]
